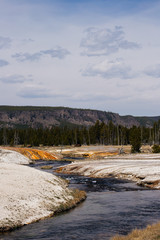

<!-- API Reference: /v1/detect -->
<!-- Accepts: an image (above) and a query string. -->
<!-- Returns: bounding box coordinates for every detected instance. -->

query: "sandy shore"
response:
[0,149,86,231]
[57,153,160,189]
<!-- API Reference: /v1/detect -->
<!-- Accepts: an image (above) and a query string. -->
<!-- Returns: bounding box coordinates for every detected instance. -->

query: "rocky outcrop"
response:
[0,106,159,129]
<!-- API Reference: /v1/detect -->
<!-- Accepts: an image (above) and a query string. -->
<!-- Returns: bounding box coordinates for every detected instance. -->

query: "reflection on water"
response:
[1,161,160,240]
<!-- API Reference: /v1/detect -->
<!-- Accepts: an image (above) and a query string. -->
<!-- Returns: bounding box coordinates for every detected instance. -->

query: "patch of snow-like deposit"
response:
[0,149,30,164]
[59,154,160,189]
[0,163,74,231]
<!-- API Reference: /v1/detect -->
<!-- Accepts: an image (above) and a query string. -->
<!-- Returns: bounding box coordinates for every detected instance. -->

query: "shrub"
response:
[152,144,160,153]
[129,127,141,153]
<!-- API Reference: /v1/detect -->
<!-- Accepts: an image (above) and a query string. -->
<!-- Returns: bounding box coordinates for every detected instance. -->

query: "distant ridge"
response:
[0,105,159,129]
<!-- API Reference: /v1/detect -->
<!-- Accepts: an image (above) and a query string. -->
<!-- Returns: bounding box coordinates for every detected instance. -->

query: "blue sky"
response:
[0,0,160,116]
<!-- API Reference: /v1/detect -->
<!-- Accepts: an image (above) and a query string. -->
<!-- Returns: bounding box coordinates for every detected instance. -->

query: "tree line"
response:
[1,120,160,151]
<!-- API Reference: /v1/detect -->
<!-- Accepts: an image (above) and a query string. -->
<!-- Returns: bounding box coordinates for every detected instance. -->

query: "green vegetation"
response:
[1,119,160,150]
[0,105,102,112]
[135,116,160,127]
[129,126,141,153]
[152,144,160,153]
[0,105,160,128]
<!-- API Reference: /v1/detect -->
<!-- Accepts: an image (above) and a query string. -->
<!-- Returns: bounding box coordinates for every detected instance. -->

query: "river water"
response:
[1,160,160,240]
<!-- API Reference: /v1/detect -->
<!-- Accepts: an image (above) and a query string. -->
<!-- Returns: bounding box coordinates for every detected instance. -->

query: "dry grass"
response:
[41,165,53,170]
[111,222,160,240]
[54,189,87,213]
[38,145,152,158]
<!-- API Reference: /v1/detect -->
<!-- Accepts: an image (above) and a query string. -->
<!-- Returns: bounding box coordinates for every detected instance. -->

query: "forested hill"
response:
[0,106,159,129]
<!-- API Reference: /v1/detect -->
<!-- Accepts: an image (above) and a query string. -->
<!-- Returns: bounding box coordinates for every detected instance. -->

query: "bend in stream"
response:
[1,160,160,240]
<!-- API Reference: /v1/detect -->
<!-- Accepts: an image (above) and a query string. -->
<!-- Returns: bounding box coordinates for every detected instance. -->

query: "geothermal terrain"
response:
[0,148,86,231]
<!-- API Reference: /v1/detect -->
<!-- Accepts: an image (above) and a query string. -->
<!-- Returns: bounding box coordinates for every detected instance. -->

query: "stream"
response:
[1,160,160,240]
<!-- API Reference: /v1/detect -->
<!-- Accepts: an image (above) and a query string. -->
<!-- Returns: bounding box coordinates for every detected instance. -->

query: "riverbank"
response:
[56,152,160,239]
[1,147,160,239]
[0,149,86,232]
[57,153,160,189]
[111,222,160,240]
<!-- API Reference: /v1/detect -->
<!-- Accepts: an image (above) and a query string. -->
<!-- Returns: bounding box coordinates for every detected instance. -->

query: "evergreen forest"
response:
[1,120,160,150]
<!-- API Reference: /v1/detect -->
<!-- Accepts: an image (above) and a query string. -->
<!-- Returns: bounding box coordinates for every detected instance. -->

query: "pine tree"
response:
[129,126,141,153]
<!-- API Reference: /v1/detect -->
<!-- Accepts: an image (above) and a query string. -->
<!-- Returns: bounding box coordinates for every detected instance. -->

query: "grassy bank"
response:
[55,189,87,214]
[111,222,160,240]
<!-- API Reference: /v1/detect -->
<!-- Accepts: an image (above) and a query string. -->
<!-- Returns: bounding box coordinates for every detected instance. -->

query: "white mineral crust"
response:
[0,149,75,230]
[60,154,160,188]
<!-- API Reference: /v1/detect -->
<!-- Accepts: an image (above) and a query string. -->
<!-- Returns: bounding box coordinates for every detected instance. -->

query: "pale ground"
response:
[0,145,158,232]
[0,148,31,164]
[38,145,152,158]
[5,144,157,240]
[0,148,85,231]
[57,152,160,189]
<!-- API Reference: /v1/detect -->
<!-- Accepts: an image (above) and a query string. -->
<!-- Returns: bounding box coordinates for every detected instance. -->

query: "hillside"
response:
[0,106,159,129]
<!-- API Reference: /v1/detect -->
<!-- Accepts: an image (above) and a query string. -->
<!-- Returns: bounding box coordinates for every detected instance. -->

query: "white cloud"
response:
[21,38,34,44]
[41,48,70,59]
[12,47,70,62]
[17,86,71,99]
[0,75,33,84]
[12,52,42,62]
[0,36,12,49]
[0,1,160,115]
[71,92,129,102]
[82,58,137,79]
[0,59,9,67]
[144,64,160,78]
[80,26,140,56]
[18,87,53,98]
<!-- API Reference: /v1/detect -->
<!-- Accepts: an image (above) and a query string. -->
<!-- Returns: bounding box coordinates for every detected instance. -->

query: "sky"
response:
[0,0,160,116]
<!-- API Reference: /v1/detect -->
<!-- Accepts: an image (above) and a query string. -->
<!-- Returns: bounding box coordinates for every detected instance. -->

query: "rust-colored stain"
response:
[56,166,65,173]
[93,152,118,157]
[1,147,58,160]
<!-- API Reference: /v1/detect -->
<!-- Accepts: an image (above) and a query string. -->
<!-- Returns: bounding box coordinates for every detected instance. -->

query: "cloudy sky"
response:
[0,0,160,116]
